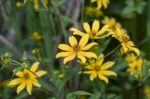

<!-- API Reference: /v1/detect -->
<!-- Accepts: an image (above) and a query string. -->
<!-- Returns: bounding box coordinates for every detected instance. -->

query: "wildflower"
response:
[144,86,150,99]
[16,2,23,7]
[70,20,110,39]
[56,34,97,64]
[32,32,43,41]
[109,27,140,56]
[85,7,103,17]
[84,54,117,83]
[91,0,109,9]
[125,54,138,63]
[33,0,48,11]
[127,58,142,75]
[8,62,47,95]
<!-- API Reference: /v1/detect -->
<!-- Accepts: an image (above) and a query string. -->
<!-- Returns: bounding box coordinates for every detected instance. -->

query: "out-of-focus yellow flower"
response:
[84,54,117,83]
[125,54,137,63]
[16,2,23,7]
[127,58,142,75]
[56,34,97,64]
[33,0,48,11]
[144,86,150,99]
[91,0,109,9]
[8,62,47,95]
[32,32,43,41]
[109,27,140,56]
[85,7,103,17]
[102,17,127,34]
[70,20,110,39]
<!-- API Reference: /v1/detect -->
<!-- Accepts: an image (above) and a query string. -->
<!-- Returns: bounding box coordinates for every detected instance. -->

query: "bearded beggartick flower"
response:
[32,0,48,11]
[109,27,140,56]
[32,32,43,41]
[84,54,117,83]
[56,34,97,64]
[70,20,110,39]
[102,17,126,33]
[91,0,109,9]
[127,58,142,75]
[8,62,47,95]
[125,54,138,63]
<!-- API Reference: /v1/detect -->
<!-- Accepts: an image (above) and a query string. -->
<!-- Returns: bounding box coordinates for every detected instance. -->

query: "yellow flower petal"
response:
[17,82,26,94]
[101,61,115,69]
[8,78,24,86]
[96,54,104,66]
[69,36,78,47]
[30,62,40,72]
[58,44,73,51]
[56,52,72,58]
[35,71,47,77]
[81,42,97,50]
[79,34,89,47]
[79,51,97,58]
[130,47,140,56]
[70,28,85,36]
[85,64,95,70]
[26,81,32,95]
[98,73,108,83]
[90,71,97,81]
[15,71,24,77]
[96,25,109,36]
[77,52,86,63]
[101,70,117,76]
[64,53,76,64]
[33,80,41,87]
[83,22,91,33]
[92,20,99,32]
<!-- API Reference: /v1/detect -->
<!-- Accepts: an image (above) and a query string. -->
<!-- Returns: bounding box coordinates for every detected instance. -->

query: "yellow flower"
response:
[32,32,43,41]
[109,27,140,56]
[16,2,23,7]
[33,0,48,11]
[56,34,97,64]
[91,0,109,9]
[84,54,117,83]
[70,20,110,39]
[144,86,150,99]
[125,54,137,63]
[8,62,47,95]
[85,7,103,17]
[127,58,143,75]
[102,17,127,34]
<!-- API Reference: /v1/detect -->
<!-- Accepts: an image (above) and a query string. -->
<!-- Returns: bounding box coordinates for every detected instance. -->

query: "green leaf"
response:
[89,91,101,99]
[66,90,92,99]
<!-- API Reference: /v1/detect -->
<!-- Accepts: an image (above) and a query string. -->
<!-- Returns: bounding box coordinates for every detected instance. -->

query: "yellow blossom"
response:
[8,62,47,95]
[125,54,138,63]
[85,7,103,17]
[84,54,117,83]
[91,0,109,9]
[33,0,48,11]
[127,58,143,75]
[32,32,43,41]
[144,86,150,99]
[56,34,97,64]
[70,20,110,39]
[109,27,140,56]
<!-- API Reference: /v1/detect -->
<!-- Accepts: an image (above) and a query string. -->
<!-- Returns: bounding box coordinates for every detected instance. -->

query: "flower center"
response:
[91,30,97,35]
[73,44,80,52]
[94,65,100,71]
[23,73,30,80]
[122,35,129,43]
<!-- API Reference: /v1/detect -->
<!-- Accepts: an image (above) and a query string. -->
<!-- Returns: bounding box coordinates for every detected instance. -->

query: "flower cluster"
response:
[56,19,141,83]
